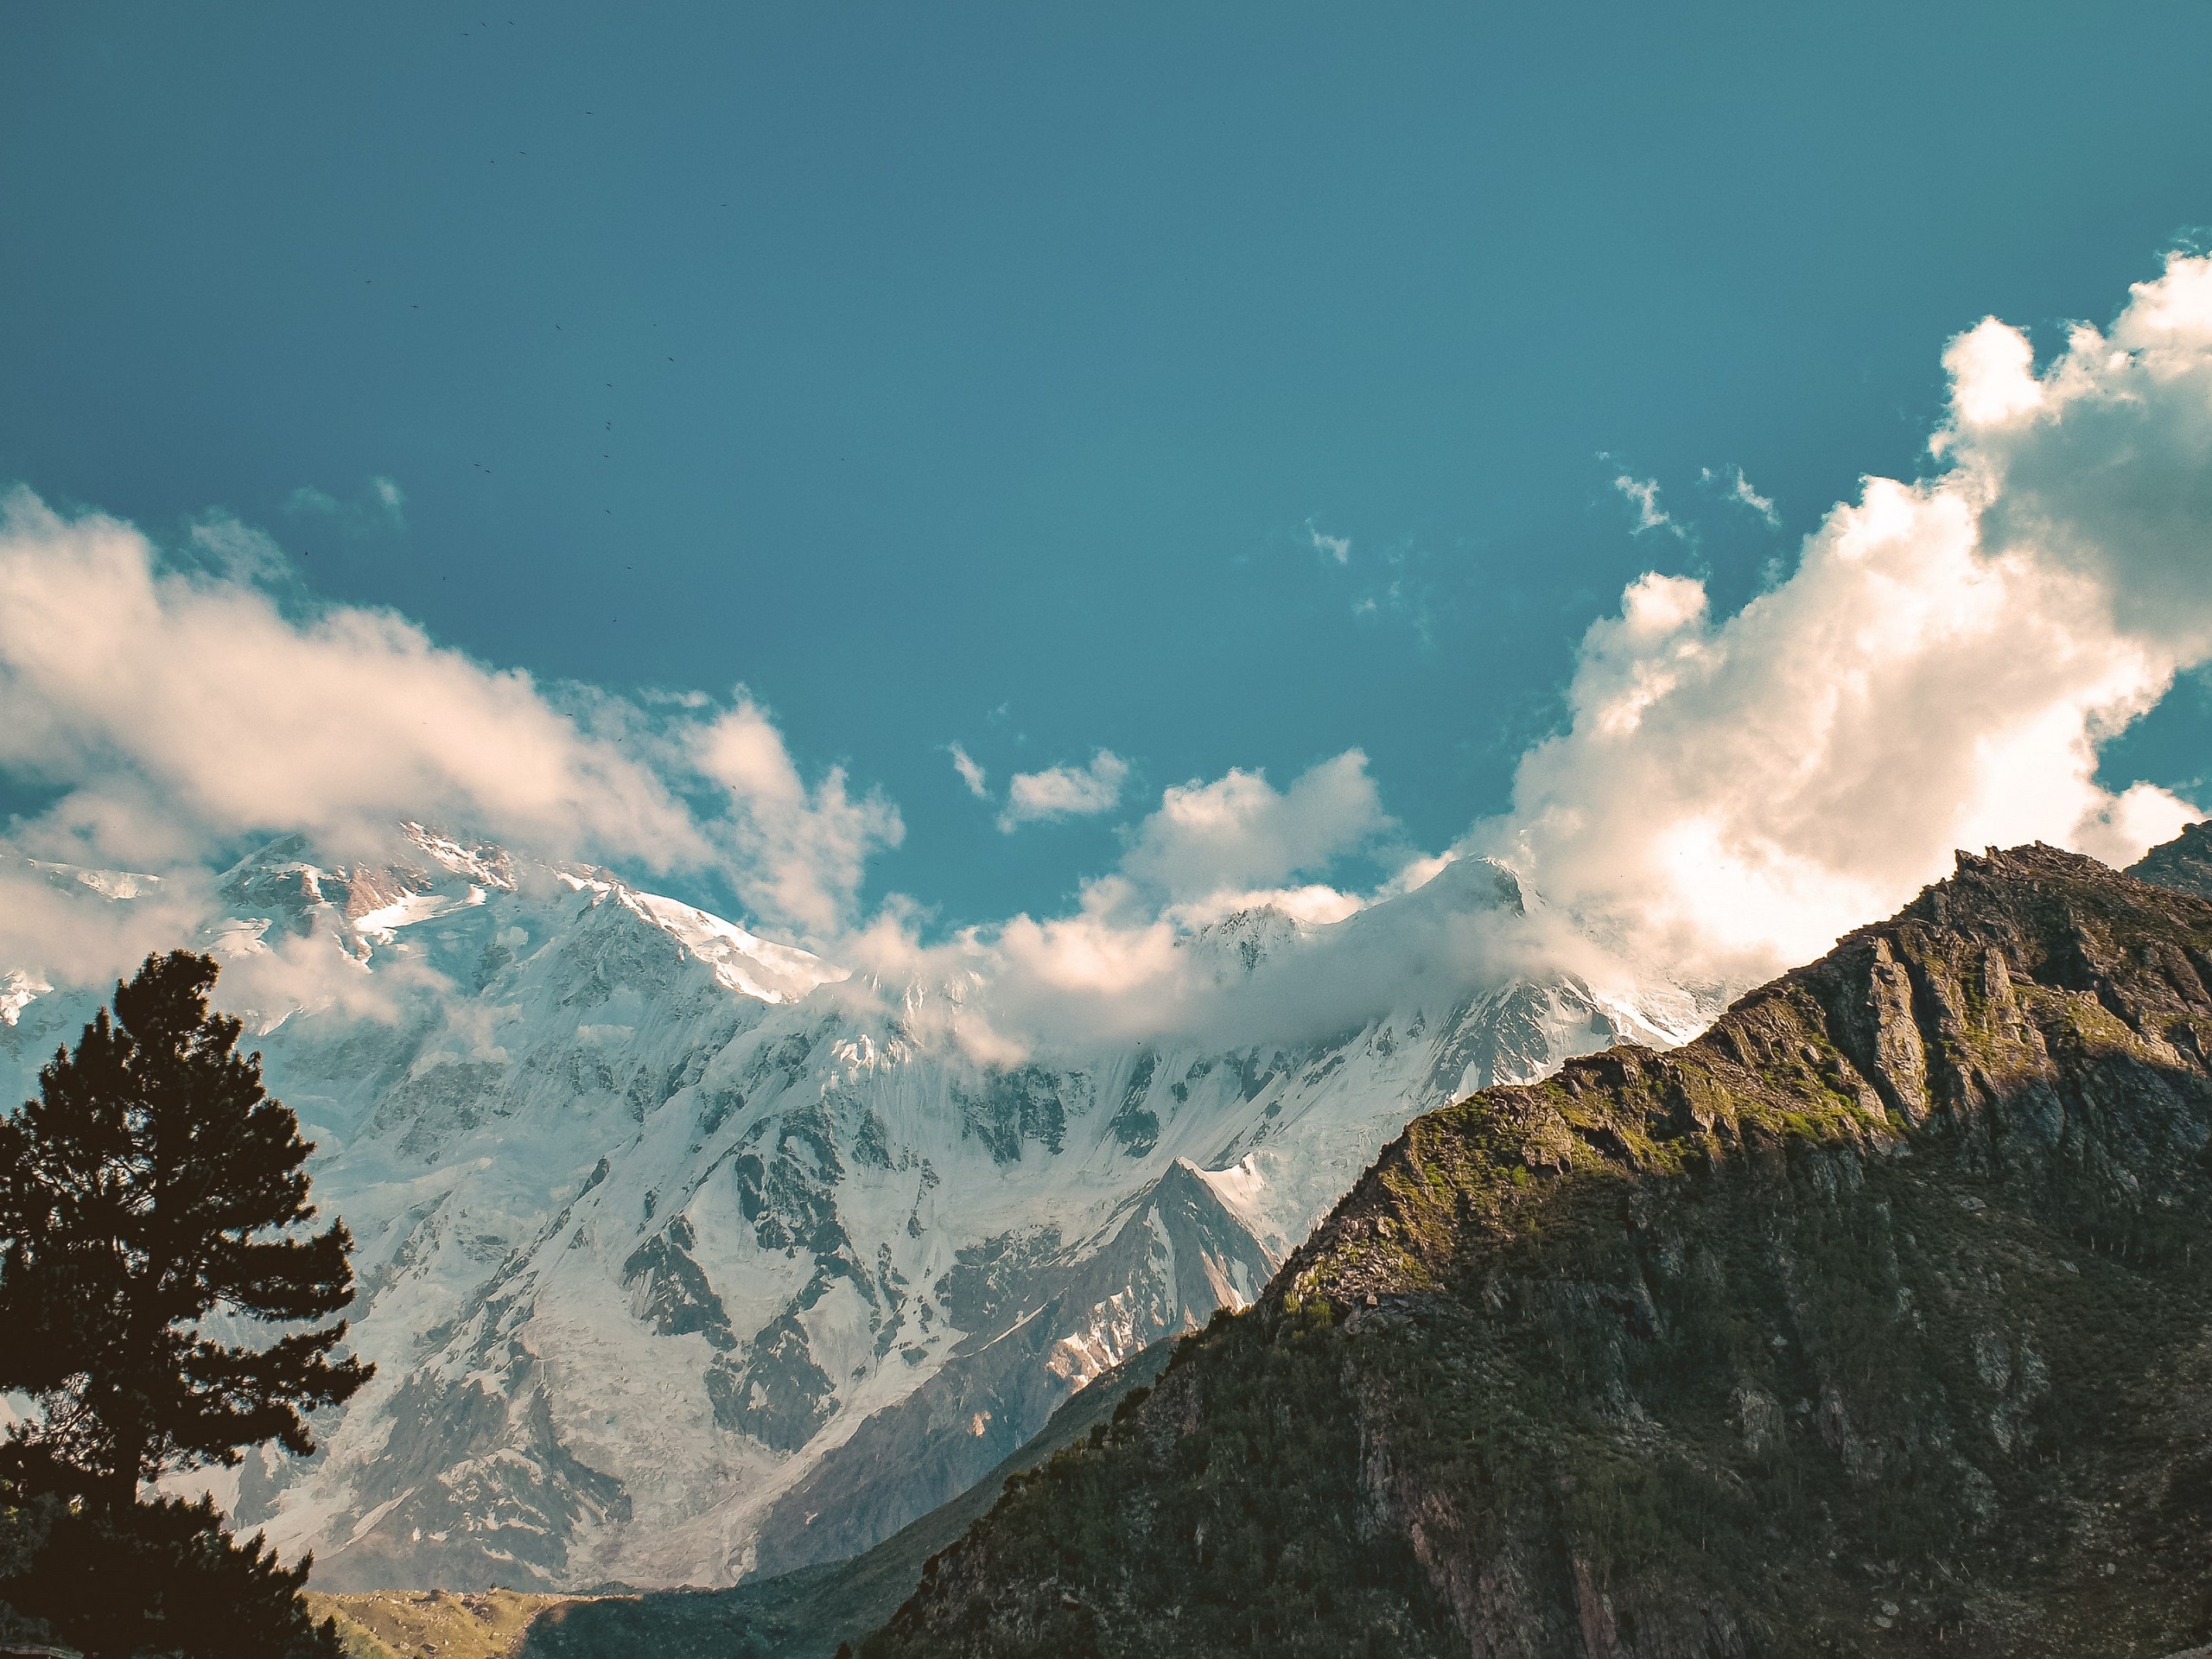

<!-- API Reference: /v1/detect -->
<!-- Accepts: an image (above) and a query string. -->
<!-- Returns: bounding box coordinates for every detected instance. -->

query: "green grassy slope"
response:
[858,842,2212,1657]
[304,1589,584,1659]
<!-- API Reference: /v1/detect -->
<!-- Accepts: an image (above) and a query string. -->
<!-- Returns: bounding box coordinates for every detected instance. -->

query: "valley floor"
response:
[305,1591,588,1659]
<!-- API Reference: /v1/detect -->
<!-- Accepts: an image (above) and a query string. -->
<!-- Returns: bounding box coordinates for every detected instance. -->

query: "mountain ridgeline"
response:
[0,828,1700,1592]
[858,834,2212,1656]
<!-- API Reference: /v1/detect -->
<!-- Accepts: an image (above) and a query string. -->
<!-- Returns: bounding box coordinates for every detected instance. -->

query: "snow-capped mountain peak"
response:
[0,825,1710,1592]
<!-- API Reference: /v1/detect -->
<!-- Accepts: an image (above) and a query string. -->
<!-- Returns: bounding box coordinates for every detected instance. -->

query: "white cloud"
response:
[372,476,406,526]
[1702,465,1780,528]
[843,848,1616,1065]
[1306,521,1352,563]
[17,253,2212,1071]
[0,491,897,971]
[283,477,406,535]
[188,515,299,588]
[1940,315,2047,429]
[838,750,1413,1061]
[1119,751,1392,905]
[0,493,702,868]
[947,742,988,799]
[1491,253,2212,985]
[1964,258,2212,664]
[690,698,903,941]
[1612,473,1679,537]
[0,861,213,1004]
[998,750,1128,830]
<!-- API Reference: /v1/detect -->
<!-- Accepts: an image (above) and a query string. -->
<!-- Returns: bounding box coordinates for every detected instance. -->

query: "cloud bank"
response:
[1492,252,2212,983]
[920,251,2212,1052]
[0,490,897,949]
[9,253,2212,1054]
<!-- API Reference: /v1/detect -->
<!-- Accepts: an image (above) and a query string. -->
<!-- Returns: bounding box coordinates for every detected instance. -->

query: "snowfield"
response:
[0,826,1707,1591]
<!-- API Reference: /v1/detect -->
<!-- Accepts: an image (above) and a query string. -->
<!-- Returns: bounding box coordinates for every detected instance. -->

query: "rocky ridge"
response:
[860,836,2212,1657]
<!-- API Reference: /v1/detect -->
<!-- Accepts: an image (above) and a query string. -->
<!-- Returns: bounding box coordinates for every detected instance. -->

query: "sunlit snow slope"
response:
[0,827,1706,1591]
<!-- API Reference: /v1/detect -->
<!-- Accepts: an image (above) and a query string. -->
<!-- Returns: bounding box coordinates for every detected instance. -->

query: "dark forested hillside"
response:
[860,839,2212,1656]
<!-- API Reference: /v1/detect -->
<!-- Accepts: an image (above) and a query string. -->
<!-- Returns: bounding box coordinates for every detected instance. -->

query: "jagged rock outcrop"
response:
[2131,818,2212,901]
[861,842,2212,1656]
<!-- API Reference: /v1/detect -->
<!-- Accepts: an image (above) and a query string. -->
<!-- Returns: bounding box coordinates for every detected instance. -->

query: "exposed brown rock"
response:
[859,840,2212,1656]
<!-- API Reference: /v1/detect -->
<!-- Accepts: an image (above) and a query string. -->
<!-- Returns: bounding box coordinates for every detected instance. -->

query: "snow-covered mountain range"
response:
[0,824,1708,1591]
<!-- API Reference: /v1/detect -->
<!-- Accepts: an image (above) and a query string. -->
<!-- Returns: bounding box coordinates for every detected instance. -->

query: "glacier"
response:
[0,825,1708,1591]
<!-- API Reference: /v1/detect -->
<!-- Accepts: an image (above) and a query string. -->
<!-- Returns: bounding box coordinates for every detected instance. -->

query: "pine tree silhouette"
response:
[0,950,370,1509]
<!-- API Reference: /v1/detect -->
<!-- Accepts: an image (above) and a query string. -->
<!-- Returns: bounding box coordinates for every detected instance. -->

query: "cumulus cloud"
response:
[18,253,2212,1070]
[845,846,1674,1068]
[1961,264,2212,664]
[947,242,2212,1058]
[1491,253,2212,985]
[1119,751,1393,906]
[690,699,903,940]
[946,742,988,799]
[0,490,898,976]
[0,492,701,866]
[998,750,1128,830]
[0,505,1412,1057]
[836,748,1415,1061]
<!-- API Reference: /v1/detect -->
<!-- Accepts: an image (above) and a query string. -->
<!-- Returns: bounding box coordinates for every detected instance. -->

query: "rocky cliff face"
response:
[862,840,2212,1657]
[2131,818,2212,901]
[0,828,1698,1592]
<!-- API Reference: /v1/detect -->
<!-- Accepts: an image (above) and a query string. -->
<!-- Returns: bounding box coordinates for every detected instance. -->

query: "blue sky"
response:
[5,2,2212,941]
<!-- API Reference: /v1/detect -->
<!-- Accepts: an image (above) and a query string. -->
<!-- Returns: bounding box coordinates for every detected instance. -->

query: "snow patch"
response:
[0,969,51,1027]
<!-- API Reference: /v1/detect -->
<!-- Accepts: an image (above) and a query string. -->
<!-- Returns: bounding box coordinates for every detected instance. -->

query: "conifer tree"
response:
[0,950,370,1509]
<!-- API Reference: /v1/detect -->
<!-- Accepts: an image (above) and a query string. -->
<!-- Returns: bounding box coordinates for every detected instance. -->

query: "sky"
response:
[5,3,2212,1023]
